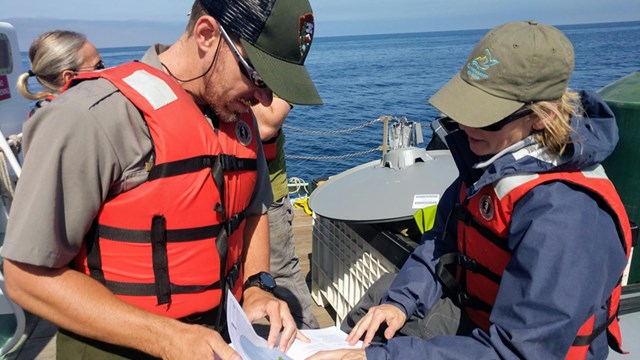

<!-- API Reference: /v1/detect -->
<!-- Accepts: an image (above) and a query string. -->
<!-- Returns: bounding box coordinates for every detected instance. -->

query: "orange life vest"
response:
[438,166,630,359]
[262,129,281,161]
[28,95,55,119]
[68,62,258,319]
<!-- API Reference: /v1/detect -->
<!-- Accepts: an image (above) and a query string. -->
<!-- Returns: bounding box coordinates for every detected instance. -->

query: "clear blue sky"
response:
[3,0,640,48]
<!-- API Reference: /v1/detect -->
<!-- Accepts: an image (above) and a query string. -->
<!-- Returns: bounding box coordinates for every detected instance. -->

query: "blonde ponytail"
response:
[16,71,56,101]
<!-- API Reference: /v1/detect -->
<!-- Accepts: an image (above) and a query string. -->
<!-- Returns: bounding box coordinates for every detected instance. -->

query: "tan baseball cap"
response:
[429,21,574,128]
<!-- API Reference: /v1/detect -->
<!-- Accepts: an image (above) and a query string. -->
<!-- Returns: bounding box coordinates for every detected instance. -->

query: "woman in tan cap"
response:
[311,21,631,360]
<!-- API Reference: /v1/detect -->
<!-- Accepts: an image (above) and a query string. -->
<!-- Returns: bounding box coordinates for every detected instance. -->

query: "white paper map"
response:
[226,290,292,360]
[287,326,363,359]
[226,290,362,359]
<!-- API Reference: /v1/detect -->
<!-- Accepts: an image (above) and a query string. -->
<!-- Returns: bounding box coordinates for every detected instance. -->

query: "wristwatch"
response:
[243,271,277,293]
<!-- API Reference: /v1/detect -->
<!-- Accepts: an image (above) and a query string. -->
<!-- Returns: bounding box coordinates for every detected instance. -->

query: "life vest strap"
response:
[214,223,230,331]
[439,252,502,284]
[572,312,615,347]
[209,210,247,330]
[89,216,247,304]
[101,257,243,297]
[436,253,493,313]
[225,256,242,290]
[87,221,105,283]
[98,223,224,243]
[571,294,626,355]
[212,155,227,219]
[456,205,510,252]
[104,278,223,296]
[217,154,257,172]
[147,154,257,181]
[151,215,171,305]
[226,211,247,235]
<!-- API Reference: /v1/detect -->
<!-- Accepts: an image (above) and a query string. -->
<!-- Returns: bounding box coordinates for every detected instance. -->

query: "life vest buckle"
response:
[455,292,471,307]
[219,154,238,170]
[226,258,242,289]
[225,212,245,235]
[459,254,478,272]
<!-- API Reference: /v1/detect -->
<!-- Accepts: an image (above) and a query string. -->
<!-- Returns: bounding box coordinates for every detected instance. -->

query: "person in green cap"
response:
[1,0,322,359]
[310,21,631,360]
[253,97,320,330]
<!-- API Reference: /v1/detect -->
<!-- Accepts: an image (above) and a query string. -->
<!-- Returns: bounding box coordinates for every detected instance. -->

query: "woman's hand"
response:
[346,304,406,347]
[306,349,367,360]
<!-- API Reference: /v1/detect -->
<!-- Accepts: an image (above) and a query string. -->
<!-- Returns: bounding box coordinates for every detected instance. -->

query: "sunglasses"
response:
[72,60,105,73]
[479,107,534,132]
[218,25,267,89]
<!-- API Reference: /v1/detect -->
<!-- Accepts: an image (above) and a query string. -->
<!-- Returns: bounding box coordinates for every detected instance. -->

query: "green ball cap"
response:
[429,21,574,128]
[200,0,322,105]
[242,0,322,105]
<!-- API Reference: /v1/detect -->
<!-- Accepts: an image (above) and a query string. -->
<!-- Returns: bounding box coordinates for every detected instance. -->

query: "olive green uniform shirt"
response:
[268,131,289,201]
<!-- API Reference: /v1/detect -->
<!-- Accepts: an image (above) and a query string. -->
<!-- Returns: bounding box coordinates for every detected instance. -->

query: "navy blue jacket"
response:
[366,91,629,359]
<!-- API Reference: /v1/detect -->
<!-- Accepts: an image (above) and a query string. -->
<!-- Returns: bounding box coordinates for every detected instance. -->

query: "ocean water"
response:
[21,21,640,182]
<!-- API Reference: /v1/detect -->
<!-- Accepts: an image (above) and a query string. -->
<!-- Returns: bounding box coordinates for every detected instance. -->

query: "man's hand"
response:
[242,287,310,352]
[162,323,241,360]
[346,304,407,348]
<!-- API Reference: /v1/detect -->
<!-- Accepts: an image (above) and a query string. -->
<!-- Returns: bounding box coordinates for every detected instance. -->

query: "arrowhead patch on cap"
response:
[299,13,314,59]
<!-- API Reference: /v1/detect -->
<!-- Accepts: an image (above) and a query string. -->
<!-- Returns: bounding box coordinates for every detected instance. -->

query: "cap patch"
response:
[235,120,253,146]
[299,13,314,59]
[466,49,500,81]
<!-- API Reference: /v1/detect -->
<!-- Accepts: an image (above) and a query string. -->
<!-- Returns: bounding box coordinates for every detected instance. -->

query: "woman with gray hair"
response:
[16,30,102,105]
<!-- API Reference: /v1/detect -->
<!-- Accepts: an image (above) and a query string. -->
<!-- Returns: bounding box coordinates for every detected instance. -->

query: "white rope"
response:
[283,117,383,135]
[282,117,433,162]
[287,176,310,195]
[286,147,380,161]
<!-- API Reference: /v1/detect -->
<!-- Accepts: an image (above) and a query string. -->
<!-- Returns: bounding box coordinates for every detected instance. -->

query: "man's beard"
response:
[203,78,238,123]
[202,70,257,123]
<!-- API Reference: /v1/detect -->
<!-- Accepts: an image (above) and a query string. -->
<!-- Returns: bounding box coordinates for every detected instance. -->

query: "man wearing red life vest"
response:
[311,21,630,360]
[1,0,322,359]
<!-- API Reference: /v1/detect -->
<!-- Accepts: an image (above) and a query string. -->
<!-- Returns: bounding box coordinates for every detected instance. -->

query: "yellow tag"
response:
[414,205,438,234]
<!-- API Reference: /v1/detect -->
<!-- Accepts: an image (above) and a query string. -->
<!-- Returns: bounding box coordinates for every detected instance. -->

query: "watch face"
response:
[259,272,276,289]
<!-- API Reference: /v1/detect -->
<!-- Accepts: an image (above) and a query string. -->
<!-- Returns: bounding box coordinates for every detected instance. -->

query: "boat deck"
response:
[4,207,335,359]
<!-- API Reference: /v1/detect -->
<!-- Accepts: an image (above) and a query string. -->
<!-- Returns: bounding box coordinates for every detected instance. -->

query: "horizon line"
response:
[5,17,639,51]
[95,19,640,50]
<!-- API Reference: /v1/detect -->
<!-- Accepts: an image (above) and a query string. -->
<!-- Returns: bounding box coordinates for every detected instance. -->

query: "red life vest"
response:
[262,129,281,161]
[67,62,258,319]
[438,166,631,359]
[27,95,55,119]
